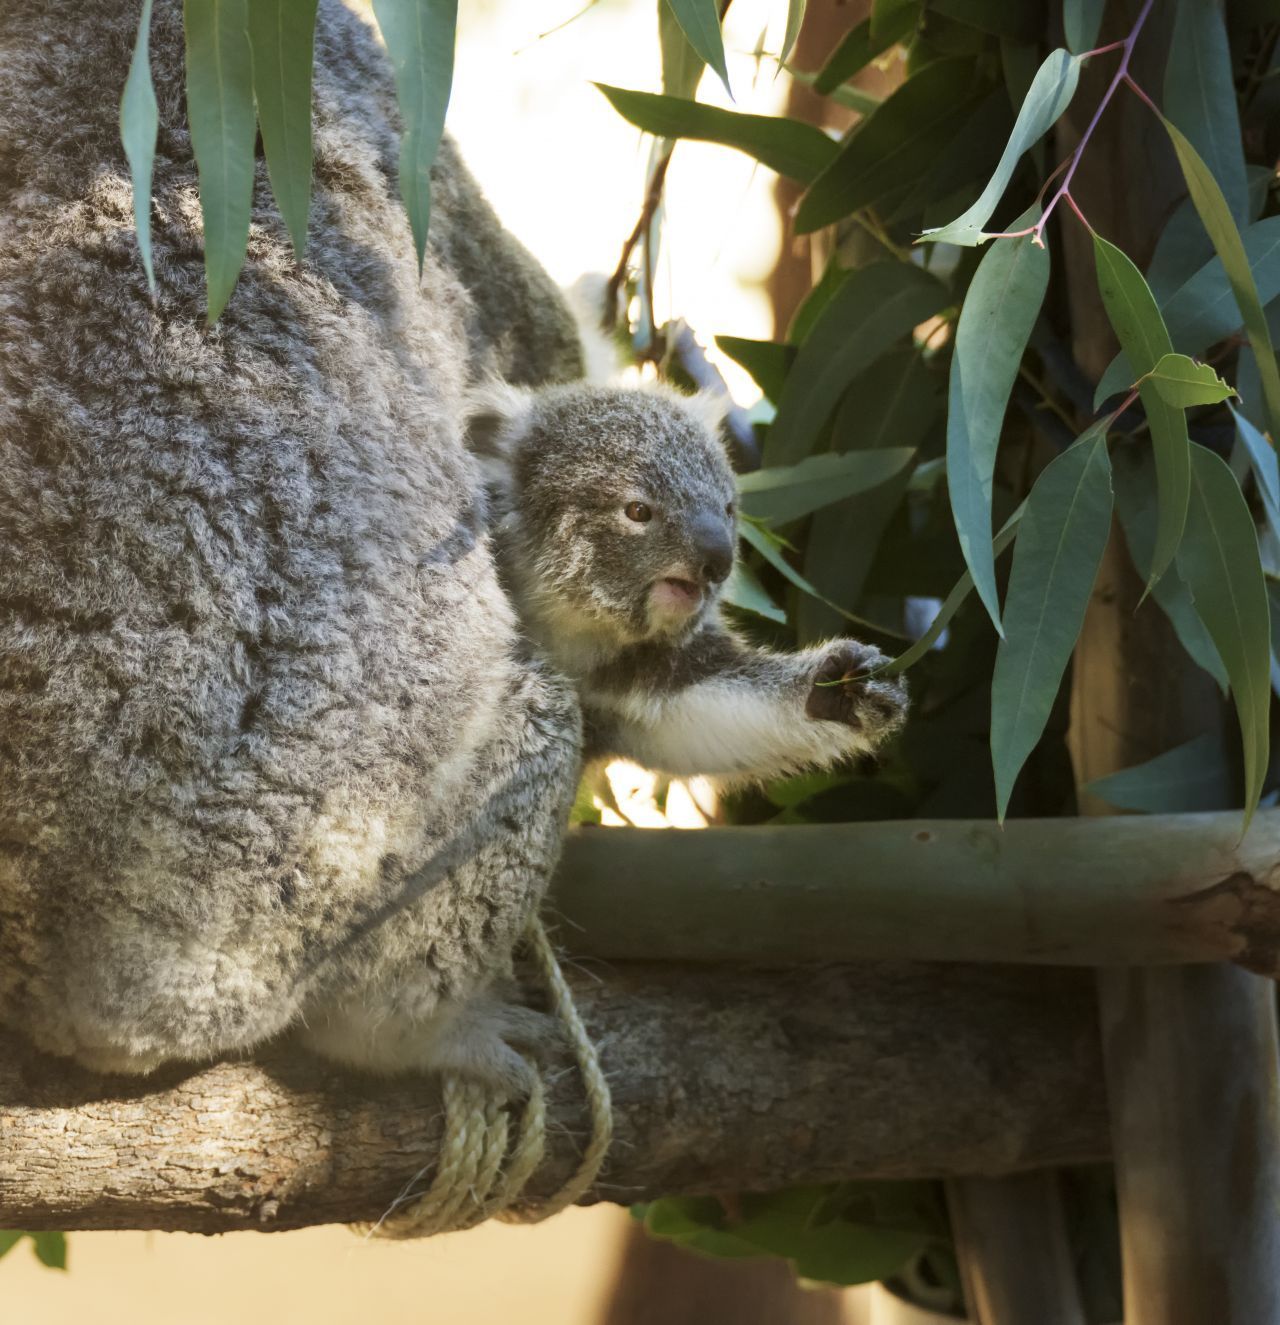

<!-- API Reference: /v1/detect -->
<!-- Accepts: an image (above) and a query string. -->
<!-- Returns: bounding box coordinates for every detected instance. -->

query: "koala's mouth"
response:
[650,576,704,618]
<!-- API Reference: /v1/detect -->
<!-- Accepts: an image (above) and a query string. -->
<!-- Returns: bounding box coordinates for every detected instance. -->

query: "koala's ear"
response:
[462,380,535,469]
[684,387,734,447]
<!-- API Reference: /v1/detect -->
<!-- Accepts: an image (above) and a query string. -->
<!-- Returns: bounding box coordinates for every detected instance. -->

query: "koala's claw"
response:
[804,642,908,733]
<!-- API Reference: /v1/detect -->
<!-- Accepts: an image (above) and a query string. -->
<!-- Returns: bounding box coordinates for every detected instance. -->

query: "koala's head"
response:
[467,381,737,648]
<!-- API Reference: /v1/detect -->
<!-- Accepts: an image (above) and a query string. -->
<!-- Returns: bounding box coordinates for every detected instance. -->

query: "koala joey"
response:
[466,380,909,785]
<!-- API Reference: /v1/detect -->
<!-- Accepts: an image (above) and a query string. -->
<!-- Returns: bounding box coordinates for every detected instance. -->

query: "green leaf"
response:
[876,507,1024,675]
[833,345,941,452]
[120,0,158,295]
[0,1231,24,1259]
[595,85,837,183]
[794,57,986,233]
[766,261,948,466]
[1093,233,1190,591]
[662,0,731,97]
[780,0,807,64]
[918,48,1080,246]
[813,9,914,94]
[1163,117,1280,444]
[184,0,258,323]
[871,0,917,38]
[1176,444,1272,828]
[722,560,787,623]
[371,0,457,274]
[715,336,796,403]
[1086,734,1235,813]
[1094,216,1280,407]
[991,434,1113,820]
[947,218,1049,635]
[787,260,852,344]
[31,1232,67,1271]
[1231,402,1280,534]
[1164,0,1248,224]
[737,448,915,524]
[1063,0,1105,53]
[1113,444,1228,691]
[248,0,318,261]
[1146,353,1236,407]
[660,0,707,99]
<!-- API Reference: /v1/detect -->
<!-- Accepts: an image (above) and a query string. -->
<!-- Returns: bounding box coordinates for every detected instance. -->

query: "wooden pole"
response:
[1062,2,1280,1317]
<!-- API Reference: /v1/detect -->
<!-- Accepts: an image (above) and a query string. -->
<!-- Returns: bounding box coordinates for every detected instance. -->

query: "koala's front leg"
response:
[298,659,581,1096]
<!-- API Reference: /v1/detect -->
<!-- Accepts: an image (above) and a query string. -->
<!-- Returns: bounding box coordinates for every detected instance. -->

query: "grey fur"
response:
[0,0,583,1087]
[468,381,909,785]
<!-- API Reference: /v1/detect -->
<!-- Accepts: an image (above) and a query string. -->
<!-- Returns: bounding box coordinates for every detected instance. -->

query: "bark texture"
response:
[0,962,1108,1234]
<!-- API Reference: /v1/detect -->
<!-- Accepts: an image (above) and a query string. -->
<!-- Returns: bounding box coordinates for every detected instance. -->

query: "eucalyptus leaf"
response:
[1093,233,1189,591]
[722,560,787,623]
[813,9,914,94]
[715,336,796,403]
[660,0,706,99]
[31,1232,67,1271]
[766,262,947,466]
[1094,216,1280,407]
[596,85,837,183]
[947,217,1049,635]
[795,57,985,233]
[1063,0,1105,53]
[871,0,917,38]
[1164,0,1248,224]
[248,0,318,260]
[662,0,731,97]
[1231,403,1280,535]
[991,435,1113,820]
[1113,445,1228,692]
[1164,117,1280,443]
[780,0,808,64]
[1085,734,1235,814]
[120,0,158,295]
[919,48,1080,247]
[1176,444,1272,828]
[1146,353,1235,408]
[184,0,257,323]
[371,0,457,274]
[738,448,915,524]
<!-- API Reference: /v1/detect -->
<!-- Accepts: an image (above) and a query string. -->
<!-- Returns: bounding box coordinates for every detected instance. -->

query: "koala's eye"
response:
[624,501,653,524]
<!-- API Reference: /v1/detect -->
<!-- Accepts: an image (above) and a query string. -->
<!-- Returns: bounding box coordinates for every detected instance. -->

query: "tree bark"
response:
[552,814,1280,973]
[0,962,1109,1234]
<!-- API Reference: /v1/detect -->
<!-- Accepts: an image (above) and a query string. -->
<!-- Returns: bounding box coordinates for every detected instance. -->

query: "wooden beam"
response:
[0,962,1109,1234]
[551,814,1280,972]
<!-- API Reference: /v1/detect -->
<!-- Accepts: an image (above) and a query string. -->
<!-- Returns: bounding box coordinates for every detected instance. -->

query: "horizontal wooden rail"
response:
[550,813,1280,973]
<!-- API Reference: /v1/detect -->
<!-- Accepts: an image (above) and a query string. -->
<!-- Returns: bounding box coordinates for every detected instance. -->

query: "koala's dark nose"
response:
[690,511,735,586]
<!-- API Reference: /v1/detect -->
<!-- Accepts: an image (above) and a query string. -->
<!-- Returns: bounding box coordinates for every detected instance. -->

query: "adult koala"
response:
[0,0,584,1090]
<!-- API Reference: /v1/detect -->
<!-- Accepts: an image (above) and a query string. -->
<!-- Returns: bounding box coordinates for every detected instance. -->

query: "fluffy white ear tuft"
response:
[683,386,733,442]
[563,273,624,384]
[463,379,534,458]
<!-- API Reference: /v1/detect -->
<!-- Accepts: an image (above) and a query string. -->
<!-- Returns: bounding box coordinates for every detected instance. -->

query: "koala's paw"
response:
[427,995,565,1099]
[804,641,908,737]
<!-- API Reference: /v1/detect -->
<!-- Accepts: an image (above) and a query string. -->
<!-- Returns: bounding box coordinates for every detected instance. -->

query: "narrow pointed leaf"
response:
[248,0,318,260]
[1163,117,1280,444]
[871,0,917,37]
[596,86,837,183]
[947,219,1049,635]
[780,0,808,64]
[766,262,947,467]
[120,0,158,295]
[919,49,1080,247]
[31,1232,67,1271]
[1176,445,1272,828]
[1086,734,1235,813]
[1093,233,1190,589]
[813,8,915,94]
[663,0,730,97]
[737,448,915,524]
[184,0,257,322]
[1146,353,1235,407]
[1113,445,1228,691]
[715,336,796,403]
[722,561,786,623]
[1063,0,1104,53]
[991,435,1113,820]
[875,511,1023,675]
[1164,0,1248,223]
[660,0,707,99]
[794,58,985,233]
[372,0,457,274]
[1094,216,1280,406]
[1231,402,1280,535]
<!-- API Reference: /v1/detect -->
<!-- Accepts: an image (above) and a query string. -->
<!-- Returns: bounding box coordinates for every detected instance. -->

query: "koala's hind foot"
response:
[805,641,908,738]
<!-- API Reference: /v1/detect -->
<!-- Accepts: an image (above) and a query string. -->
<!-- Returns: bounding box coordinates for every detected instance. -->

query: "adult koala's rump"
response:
[0,0,584,1088]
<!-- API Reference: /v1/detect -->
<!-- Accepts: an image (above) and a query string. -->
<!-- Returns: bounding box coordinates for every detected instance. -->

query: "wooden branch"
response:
[0,962,1108,1234]
[551,813,1280,974]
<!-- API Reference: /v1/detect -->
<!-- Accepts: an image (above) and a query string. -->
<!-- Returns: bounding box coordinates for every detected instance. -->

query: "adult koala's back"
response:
[0,0,583,1072]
